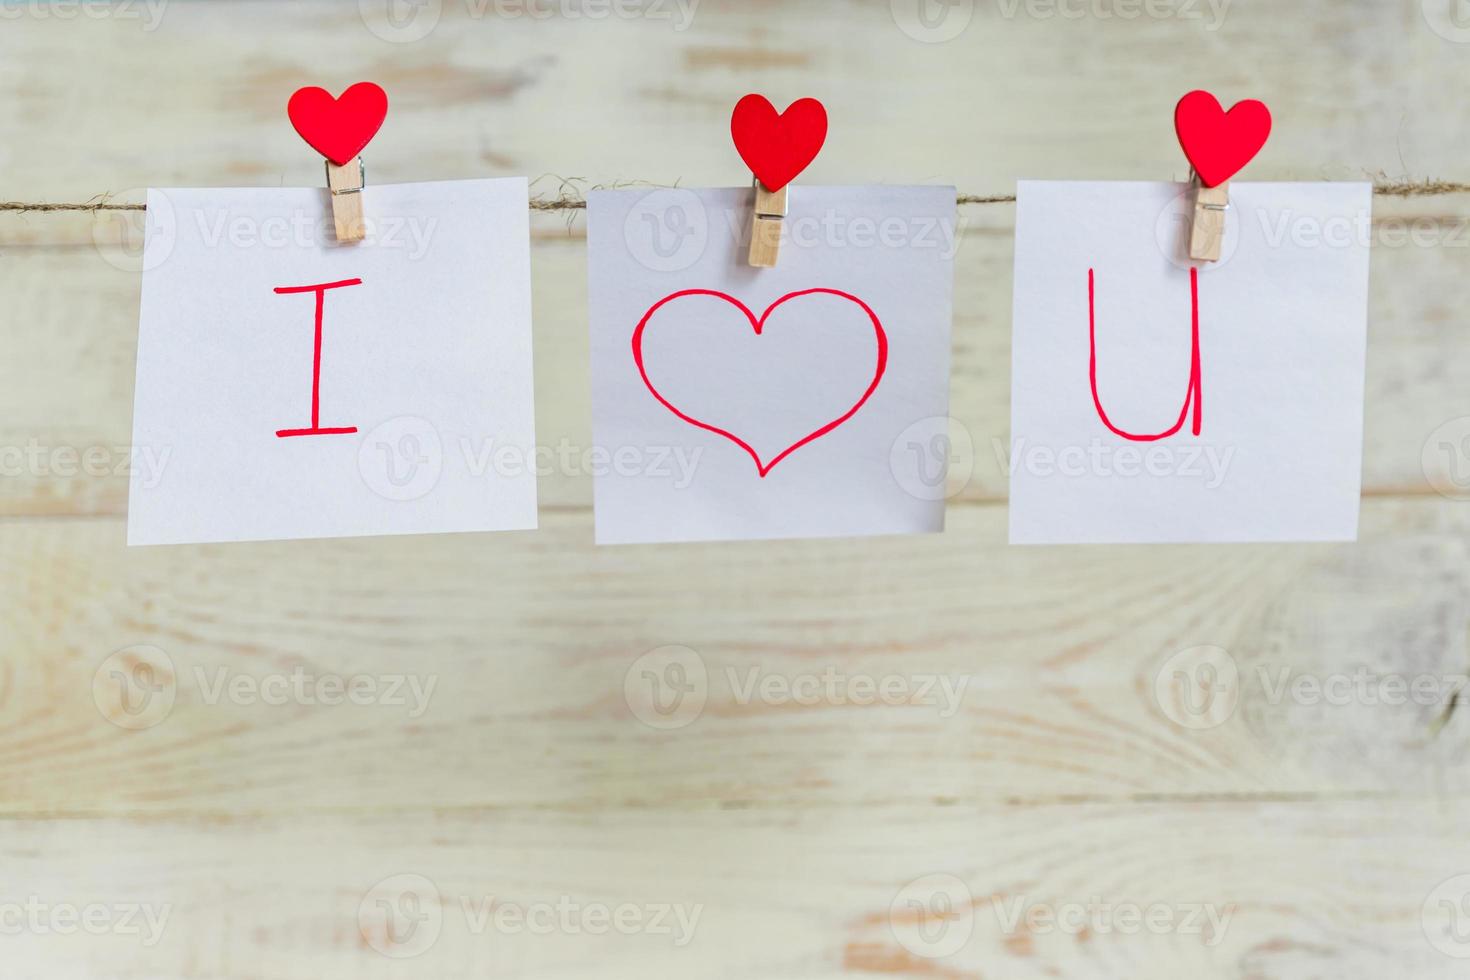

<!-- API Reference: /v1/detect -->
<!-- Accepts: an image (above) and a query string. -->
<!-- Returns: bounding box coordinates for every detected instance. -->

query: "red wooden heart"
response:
[287,82,389,166]
[1174,90,1271,188]
[632,288,887,477]
[730,94,828,192]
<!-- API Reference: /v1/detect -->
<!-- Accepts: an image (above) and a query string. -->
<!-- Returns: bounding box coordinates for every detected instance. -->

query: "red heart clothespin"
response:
[730,94,828,267]
[1174,90,1271,188]
[731,94,828,193]
[288,82,388,166]
[1174,90,1271,262]
[287,82,389,243]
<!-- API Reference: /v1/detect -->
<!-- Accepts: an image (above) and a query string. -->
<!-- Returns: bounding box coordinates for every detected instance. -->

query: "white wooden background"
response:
[4,1,1470,977]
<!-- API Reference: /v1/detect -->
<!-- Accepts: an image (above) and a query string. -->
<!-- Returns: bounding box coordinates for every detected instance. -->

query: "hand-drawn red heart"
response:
[287,82,389,166]
[1174,90,1271,188]
[730,94,829,192]
[632,288,887,477]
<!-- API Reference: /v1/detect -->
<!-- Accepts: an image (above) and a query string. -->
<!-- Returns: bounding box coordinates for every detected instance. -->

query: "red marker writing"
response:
[1087,267,1202,442]
[273,277,362,438]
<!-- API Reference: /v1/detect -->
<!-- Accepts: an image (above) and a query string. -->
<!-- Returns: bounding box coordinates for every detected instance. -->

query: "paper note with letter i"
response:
[126,178,538,545]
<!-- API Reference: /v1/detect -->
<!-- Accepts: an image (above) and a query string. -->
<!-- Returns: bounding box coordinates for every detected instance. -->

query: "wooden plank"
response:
[0,801,1465,978]
[2,497,1467,816]
[0,2,1461,197]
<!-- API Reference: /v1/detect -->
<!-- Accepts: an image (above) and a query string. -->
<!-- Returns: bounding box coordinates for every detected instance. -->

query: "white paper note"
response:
[588,186,957,545]
[1008,180,1372,544]
[128,178,538,545]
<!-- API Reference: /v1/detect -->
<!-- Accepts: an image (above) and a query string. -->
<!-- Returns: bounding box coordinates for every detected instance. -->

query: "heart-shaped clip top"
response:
[287,82,389,166]
[1174,90,1271,188]
[730,94,829,193]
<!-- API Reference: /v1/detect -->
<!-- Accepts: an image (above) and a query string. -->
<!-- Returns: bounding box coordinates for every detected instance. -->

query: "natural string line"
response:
[1,179,1468,214]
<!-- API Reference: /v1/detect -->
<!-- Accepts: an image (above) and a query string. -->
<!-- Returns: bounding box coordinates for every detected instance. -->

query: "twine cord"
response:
[1,179,1467,215]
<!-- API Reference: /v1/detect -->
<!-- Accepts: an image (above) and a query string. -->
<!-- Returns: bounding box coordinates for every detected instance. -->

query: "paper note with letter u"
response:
[588,186,957,545]
[1008,180,1372,544]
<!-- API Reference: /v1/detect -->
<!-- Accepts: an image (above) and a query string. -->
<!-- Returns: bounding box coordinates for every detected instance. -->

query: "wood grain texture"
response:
[3,803,1469,979]
[4,498,1470,819]
[2,1,1470,978]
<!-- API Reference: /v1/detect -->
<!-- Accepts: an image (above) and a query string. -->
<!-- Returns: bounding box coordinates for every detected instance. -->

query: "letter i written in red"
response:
[273,277,362,438]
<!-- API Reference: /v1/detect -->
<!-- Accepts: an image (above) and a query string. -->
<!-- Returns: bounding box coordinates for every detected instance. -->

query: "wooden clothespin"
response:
[287,82,389,245]
[1189,177,1230,263]
[748,180,788,268]
[325,157,367,243]
[730,94,829,268]
[1173,89,1272,263]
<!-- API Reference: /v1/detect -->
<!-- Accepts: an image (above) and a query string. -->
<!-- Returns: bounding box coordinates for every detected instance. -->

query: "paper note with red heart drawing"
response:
[588,186,957,545]
[1007,180,1372,545]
